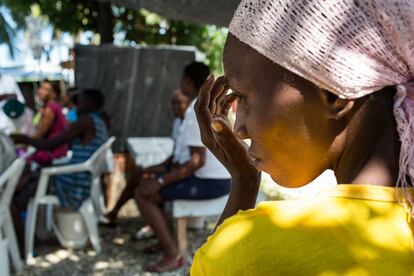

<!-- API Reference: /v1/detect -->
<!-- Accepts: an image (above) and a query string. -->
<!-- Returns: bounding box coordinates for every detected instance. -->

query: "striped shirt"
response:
[54,112,108,209]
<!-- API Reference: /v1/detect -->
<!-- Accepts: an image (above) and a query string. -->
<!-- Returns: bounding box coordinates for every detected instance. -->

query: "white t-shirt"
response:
[171,117,181,141]
[0,75,25,106]
[0,75,26,132]
[173,100,230,179]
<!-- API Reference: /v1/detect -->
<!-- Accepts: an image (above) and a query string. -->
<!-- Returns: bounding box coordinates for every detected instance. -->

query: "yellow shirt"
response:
[191,185,414,276]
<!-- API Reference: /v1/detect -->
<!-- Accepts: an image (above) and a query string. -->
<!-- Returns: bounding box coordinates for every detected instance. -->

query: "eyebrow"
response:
[224,75,244,95]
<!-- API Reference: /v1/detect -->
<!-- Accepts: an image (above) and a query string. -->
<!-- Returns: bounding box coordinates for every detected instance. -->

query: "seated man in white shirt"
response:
[135,62,231,272]
[104,90,191,223]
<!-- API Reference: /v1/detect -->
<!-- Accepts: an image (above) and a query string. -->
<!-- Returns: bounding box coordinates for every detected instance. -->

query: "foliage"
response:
[0,8,16,57]
[114,7,227,74]
[1,0,227,73]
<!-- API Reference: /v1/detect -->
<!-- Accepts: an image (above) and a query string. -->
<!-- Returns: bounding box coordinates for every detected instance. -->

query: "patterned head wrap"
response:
[229,0,414,213]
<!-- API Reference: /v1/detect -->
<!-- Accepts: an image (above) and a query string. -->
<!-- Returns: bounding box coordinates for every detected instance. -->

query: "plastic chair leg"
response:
[45,204,54,232]
[24,200,38,262]
[0,237,10,276]
[4,212,23,273]
[79,200,101,253]
[91,177,105,219]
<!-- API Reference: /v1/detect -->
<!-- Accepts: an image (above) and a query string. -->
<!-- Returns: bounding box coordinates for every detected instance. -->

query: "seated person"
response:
[62,87,80,124]
[11,89,108,254]
[13,88,108,212]
[29,80,68,165]
[105,90,190,224]
[190,1,414,275]
[135,62,231,272]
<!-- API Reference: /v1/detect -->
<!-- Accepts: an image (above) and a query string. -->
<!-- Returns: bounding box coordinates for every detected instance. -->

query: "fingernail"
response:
[211,121,223,132]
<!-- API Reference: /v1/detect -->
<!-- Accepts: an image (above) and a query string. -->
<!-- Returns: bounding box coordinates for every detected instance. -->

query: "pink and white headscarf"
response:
[229,0,414,213]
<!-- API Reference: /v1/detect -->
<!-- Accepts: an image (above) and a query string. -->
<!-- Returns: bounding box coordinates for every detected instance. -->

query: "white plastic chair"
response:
[24,137,116,262]
[0,148,35,274]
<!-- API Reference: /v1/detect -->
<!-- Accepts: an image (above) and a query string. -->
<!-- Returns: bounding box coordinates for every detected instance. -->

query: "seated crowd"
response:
[0,61,232,273]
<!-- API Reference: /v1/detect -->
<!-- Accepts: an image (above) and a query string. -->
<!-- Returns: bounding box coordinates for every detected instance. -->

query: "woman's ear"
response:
[319,90,355,120]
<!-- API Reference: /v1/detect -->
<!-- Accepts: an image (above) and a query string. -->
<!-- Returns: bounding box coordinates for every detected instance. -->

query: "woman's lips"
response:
[252,158,261,167]
[248,152,262,167]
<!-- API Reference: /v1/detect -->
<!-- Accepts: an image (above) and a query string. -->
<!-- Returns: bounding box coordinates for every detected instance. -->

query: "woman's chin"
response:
[268,173,309,189]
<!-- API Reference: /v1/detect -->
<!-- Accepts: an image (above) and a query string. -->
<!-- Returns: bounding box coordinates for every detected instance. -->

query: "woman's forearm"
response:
[216,172,261,228]
[28,137,58,150]
[162,161,202,185]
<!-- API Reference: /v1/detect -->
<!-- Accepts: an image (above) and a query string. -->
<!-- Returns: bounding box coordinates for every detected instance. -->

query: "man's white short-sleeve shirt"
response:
[171,117,181,141]
[173,100,230,179]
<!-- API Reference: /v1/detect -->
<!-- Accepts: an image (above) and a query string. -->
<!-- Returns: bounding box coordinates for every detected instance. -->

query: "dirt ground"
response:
[17,154,216,276]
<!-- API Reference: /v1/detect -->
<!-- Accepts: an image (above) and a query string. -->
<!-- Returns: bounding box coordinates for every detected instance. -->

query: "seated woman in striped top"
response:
[13,88,108,211]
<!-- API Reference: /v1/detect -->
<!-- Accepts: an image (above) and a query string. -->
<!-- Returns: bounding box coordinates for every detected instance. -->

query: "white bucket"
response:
[53,210,88,249]
[0,238,10,276]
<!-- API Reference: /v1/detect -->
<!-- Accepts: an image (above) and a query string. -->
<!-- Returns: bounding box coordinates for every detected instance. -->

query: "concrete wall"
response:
[75,44,196,151]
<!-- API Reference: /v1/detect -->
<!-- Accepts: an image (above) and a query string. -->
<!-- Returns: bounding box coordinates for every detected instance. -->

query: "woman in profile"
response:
[191,0,414,274]
[29,80,68,165]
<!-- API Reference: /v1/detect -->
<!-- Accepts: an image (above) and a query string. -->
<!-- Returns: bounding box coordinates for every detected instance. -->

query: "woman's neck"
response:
[334,91,400,187]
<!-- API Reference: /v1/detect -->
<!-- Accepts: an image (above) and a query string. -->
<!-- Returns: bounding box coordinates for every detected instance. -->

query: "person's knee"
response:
[134,186,143,200]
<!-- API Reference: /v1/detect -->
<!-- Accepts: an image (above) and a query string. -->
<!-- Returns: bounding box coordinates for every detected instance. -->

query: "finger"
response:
[195,75,216,145]
[219,93,237,117]
[214,86,231,117]
[195,74,214,115]
[195,74,215,122]
[208,76,227,114]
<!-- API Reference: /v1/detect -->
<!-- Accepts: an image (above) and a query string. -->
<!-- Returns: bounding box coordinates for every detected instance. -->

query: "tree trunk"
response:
[98,1,114,44]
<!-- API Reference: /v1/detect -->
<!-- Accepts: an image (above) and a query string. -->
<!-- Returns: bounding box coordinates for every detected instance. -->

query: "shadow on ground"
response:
[18,217,215,276]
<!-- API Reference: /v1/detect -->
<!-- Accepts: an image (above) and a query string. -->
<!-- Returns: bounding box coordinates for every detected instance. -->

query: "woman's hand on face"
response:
[195,75,259,182]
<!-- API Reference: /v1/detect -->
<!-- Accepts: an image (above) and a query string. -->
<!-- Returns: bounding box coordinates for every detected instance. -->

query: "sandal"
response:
[135,225,155,240]
[145,255,185,272]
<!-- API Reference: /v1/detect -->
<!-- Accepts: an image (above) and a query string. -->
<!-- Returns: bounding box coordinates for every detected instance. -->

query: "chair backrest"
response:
[0,158,25,212]
[0,133,16,173]
[85,136,116,179]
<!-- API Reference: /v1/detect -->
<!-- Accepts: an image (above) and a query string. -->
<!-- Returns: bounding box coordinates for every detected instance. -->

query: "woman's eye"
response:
[236,95,247,103]
[233,92,247,103]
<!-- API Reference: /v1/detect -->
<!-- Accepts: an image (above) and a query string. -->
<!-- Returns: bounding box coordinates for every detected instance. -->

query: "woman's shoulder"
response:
[46,101,63,112]
[191,195,414,275]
